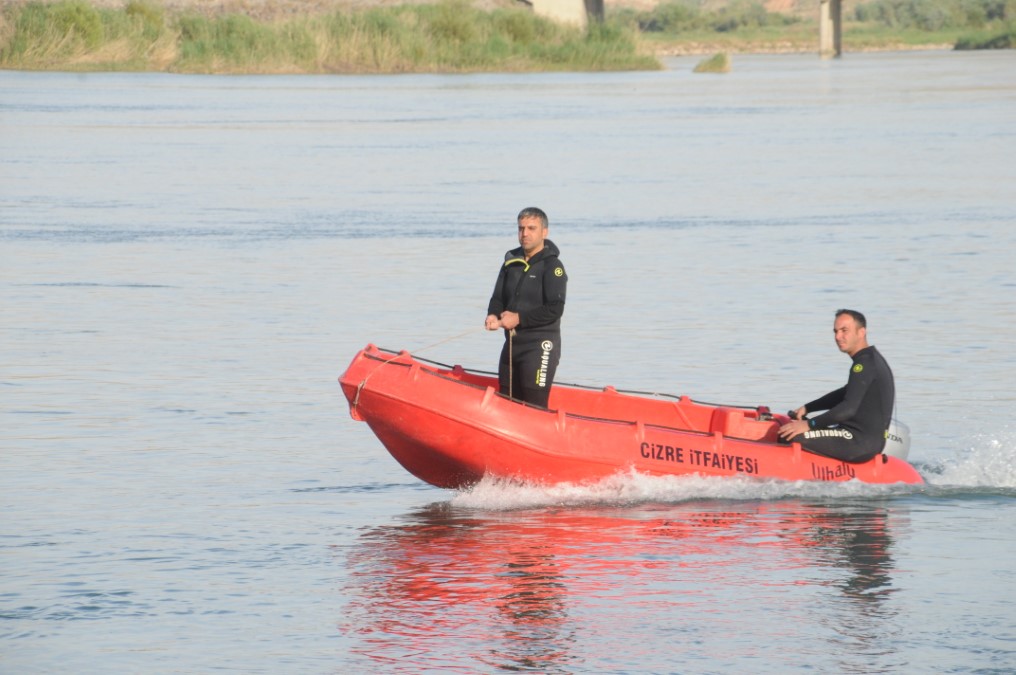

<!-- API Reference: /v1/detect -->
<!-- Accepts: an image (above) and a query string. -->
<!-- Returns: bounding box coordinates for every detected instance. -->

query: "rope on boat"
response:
[358,332,771,415]
[354,326,486,408]
[508,328,515,401]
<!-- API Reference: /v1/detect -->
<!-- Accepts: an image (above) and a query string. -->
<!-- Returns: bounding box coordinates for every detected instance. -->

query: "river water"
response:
[2,50,1015,673]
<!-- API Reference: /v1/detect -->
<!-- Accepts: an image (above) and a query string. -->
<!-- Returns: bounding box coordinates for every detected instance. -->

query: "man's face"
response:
[518,216,547,256]
[833,314,866,356]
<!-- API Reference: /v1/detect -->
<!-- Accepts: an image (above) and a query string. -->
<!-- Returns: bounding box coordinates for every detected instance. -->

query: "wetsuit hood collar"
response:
[505,239,560,263]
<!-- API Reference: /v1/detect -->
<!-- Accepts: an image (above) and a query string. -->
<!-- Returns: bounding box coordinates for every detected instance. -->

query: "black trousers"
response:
[498,336,560,409]
[794,427,882,463]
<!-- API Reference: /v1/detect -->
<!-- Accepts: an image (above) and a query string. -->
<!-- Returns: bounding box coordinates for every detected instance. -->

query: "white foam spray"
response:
[451,468,906,512]
[922,426,1016,489]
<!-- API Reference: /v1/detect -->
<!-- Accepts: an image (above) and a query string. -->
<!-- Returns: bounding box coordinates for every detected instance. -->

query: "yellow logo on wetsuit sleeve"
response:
[554,267,564,277]
[852,364,864,373]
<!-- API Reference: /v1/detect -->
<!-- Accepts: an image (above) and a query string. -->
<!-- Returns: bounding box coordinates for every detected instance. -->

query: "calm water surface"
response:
[2,51,1015,673]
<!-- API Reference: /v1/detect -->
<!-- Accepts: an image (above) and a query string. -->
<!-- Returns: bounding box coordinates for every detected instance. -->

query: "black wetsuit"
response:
[794,345,895,463]
[487,240,567,408]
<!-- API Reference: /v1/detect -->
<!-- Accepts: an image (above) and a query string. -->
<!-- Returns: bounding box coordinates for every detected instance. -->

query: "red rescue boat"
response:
[339,344,924,488]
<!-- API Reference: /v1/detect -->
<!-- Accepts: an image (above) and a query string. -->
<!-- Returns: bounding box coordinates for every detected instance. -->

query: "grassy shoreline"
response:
[0,0,1011,73]
[0,0,662,72]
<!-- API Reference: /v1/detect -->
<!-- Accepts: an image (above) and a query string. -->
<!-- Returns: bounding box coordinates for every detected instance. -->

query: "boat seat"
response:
[709,408,743,436]
[710,407,779,442]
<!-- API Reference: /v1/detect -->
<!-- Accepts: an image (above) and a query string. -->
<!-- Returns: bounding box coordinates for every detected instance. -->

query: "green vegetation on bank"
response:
[853,0,1016,47]
[954,25,1015,46]
[693,52,730,71]
[618,0,1014,52]
[0,0,1012,74]
[0,0,659,72]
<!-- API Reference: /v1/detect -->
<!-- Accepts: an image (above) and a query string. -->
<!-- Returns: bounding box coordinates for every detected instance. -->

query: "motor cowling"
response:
[883,419,911,460]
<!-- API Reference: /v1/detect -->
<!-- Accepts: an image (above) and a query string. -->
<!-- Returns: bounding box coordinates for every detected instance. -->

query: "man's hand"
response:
[485,314,501,331]
[499,311,520,330]
[778,419,810,441]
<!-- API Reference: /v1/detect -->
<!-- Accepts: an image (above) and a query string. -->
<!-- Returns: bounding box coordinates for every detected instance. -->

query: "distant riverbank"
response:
[0,0,661,73]
[0,0,1010,73]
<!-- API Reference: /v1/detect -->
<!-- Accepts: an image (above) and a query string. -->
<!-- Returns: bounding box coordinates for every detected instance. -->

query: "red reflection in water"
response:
[340,501,899,671]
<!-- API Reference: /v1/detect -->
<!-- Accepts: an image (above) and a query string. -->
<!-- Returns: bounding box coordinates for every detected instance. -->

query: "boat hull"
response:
[339,345,924,488]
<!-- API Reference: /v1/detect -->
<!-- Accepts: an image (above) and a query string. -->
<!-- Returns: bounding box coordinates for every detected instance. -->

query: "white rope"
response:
[354,326,486,407]
[412,325,488,355]
[508,328,515,400]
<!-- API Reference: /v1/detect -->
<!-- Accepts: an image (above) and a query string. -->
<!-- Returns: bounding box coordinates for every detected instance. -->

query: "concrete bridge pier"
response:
[819,0,843,58]
[531,0,841,59]
[528,0,603,29]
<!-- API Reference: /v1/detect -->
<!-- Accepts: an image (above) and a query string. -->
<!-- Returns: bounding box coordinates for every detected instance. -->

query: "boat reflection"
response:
[340,499,904,671]
[797,507,896,605]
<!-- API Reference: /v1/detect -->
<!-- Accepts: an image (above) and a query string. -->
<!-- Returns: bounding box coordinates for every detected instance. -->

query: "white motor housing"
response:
[883,419,911,460]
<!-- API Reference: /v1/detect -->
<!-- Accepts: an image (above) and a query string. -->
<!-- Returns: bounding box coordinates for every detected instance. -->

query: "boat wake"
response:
[918,427,1016,492]
[450,469,913,512]
[450,426,1016,510]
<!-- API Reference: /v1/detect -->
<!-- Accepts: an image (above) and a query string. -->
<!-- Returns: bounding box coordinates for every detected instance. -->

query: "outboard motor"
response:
[883,419,911,460]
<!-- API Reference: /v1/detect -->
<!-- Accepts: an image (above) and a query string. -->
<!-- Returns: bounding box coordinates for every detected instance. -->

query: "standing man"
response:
[485,207,567,408]
[778,309,895,463]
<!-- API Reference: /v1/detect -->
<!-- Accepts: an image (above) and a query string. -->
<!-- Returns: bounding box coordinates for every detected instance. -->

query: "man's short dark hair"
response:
[836,308,867,329]
[517,207,548,228]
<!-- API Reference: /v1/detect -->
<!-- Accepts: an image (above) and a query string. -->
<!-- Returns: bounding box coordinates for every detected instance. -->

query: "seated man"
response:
[778,309,895,463]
